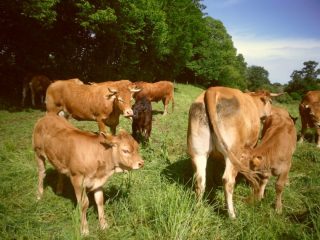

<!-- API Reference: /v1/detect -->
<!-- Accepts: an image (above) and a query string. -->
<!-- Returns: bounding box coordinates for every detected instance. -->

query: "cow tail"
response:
[204,89,259,188]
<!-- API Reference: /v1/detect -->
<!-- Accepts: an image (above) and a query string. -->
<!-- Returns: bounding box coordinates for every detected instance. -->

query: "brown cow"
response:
[21,75,51,107]
[46,79,140,134]
[187,87,273,218]
[134,81,174,115]
[132,97,153,143]
[241,109,297,213]
[299,90,320,147]
[32,113,144,235]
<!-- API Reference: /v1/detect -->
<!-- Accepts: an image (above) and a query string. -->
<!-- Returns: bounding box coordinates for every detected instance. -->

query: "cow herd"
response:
[25,75,320,235]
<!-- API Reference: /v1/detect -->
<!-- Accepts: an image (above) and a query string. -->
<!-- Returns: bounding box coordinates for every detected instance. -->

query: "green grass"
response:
[0,83,319,239]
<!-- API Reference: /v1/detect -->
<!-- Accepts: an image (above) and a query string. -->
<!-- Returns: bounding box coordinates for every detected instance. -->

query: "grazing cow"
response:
[299,90,320,147]
[241,110,297,213]
[32,113,144,235]
[21,75,51,107]
[187,87,273,218]
[132,97,152,142]
[134,81,174,115]
[46,79,141,134]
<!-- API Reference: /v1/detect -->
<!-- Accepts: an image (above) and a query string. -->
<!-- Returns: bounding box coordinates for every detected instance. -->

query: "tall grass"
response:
[0,83,319,239]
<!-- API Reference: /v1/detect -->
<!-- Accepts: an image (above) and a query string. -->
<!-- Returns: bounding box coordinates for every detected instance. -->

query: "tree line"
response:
[0,0,319,104]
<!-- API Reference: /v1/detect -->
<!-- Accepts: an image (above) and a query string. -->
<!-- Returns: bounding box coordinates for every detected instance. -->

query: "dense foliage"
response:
[285,61,320,99]
[0,0,248,102]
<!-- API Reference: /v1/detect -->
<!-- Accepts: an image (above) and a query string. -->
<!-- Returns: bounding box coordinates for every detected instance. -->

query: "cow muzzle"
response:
[123,109,134,118]
[133,159,144,170]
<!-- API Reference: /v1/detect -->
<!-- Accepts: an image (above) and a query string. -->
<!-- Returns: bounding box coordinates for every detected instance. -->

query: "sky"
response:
[202,0,320,84]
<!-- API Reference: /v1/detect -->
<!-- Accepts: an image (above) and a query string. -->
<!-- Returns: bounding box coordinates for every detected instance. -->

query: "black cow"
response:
[132,97,152,142]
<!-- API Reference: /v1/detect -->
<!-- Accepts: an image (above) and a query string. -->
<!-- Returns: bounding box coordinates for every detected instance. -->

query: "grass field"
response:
[0,83,319,240]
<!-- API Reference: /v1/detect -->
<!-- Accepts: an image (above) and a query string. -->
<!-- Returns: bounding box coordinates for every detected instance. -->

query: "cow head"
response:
[305,103,320,128]
[105,86,141,118]
[247,90,272,119]
[102,130,144,170]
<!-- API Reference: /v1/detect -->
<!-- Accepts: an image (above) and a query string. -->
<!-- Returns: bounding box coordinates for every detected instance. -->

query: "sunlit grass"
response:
[0,83,319,239]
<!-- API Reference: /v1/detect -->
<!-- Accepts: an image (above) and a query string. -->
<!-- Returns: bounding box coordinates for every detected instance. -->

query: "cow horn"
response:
[129,87,141,93]
[108,88,118,94]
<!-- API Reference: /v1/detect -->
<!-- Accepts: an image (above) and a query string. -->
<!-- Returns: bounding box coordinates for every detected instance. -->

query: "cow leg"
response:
[97,117,107,134]
[222,158,238,219]
[94,187,108,230]
[255,177,269,201]
[71,176,89,235]
[275,173,288,214]
[192,154,208,199]
[21,85,28,107]
[36,154,46,200]
[162,98,169,115]
[56,173,64,195]
[30,84,36,107]
[299,120,307,144]
[316,128,320,148]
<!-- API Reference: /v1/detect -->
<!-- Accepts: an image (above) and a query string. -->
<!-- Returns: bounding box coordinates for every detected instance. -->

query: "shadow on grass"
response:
[44,169,130,210]
[161,153,256,217]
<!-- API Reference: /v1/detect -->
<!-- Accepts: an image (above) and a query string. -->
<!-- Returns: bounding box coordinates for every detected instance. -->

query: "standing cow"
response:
[241,108,297,213]
[299,90,320,147]
[32,113,144,235]
[132,97,152,143]
[46,79,140,134]
[187,87,273,219]
[134,81,174,115]
[21,74,51,107]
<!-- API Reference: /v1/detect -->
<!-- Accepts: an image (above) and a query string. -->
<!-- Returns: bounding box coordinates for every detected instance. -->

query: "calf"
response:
[32,113,144,235]
[241,111,297,213]
[132,97,152,142]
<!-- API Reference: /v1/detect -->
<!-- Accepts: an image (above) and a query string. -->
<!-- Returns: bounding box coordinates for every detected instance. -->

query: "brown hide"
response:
[134,81,174,114]
[46,79,138,134]
[299,91,320,147]
[242,111,296,213]
[188,87,272,219]
[21,74,51,107]
[32,113,144,235]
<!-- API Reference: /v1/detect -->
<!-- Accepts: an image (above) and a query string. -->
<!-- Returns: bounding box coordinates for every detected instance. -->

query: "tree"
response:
[246,65,271,91]
[285,60,320,96]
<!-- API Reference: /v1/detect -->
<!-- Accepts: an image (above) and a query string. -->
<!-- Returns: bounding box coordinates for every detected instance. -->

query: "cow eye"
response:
[122,149,130,154]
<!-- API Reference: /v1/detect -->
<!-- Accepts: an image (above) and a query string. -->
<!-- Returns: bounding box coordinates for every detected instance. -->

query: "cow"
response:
[187,87,273,219]
[298,90,320,147]
[46,79,141,134]
[240,109,297,214]
[32,113,144,235]
[21,74,51,107]
[133,81,174,115]
[132,97,152,143]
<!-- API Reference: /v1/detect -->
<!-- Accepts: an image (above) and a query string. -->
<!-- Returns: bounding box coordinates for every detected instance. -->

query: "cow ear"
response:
[129,87,141,93]
[250,156,262,169]
[105,88,118,99]
[100,132,116,147]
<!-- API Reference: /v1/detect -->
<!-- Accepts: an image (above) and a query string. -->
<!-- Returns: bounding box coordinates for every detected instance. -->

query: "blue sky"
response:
[202,0,320,84]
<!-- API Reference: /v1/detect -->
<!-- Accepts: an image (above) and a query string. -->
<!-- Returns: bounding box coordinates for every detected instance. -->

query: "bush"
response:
[290,92,302,101]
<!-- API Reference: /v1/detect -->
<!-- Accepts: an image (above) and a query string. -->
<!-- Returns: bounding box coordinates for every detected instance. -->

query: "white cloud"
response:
[231,34,320,84]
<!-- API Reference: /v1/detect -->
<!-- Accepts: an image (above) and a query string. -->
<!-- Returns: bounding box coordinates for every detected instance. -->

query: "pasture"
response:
[0,83,319,239]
